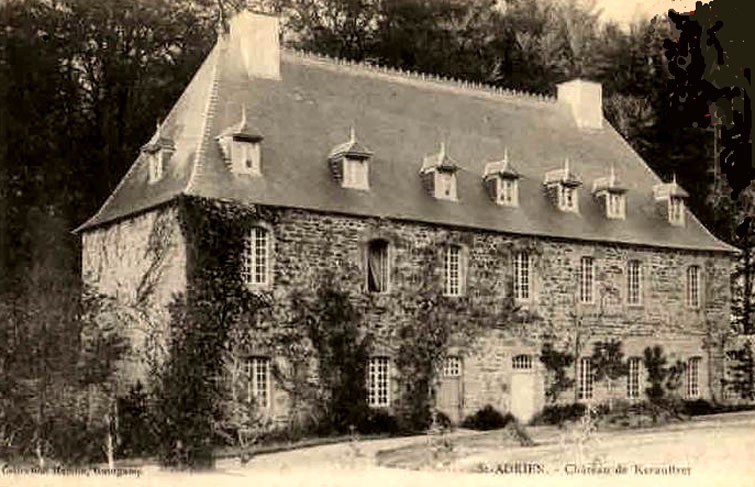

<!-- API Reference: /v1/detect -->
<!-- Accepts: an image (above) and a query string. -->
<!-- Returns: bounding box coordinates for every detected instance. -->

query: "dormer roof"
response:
[218,104,263,142]
[329,126,373,160]
[653,174,690,200]
[483,150,519,180]
[544,158,582,187]
[141,121,175,153]
[420,142,458,173]
[592,165,628,194]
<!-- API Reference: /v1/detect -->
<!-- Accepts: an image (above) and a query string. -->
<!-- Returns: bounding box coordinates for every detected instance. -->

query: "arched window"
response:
[367,239,390,293]
[242,226,271,287]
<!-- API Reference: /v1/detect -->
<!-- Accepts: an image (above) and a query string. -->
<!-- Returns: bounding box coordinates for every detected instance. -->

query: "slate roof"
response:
[76,30,736,254]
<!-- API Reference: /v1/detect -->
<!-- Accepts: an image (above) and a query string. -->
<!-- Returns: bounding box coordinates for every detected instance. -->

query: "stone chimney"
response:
[557,79,603,130]
[229,11,280,80]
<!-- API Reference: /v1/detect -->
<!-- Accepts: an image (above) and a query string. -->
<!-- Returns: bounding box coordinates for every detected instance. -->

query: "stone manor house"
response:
[77,12,738,424]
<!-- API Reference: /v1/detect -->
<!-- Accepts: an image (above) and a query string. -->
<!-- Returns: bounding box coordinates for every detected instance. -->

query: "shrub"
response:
[358,409,400,435]
[530,403,587,425]
[461,405,514,430]
[434,411,453,431]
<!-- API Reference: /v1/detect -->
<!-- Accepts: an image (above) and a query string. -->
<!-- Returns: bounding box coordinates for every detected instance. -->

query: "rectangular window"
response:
[343,158,369,189]
[368,357,390,407]
[242,227,270,286]
[607,193,625,219]
[148,152,163,183]
[512,354,533,370]
[367,240,390,293]
[514,252,530,300]
[435,172,457,200]
[444,245,461,296]
[686,265,700,308]
[442,356,462,377]
[579,256,594,304]
[558,185,578,212]
[627,357,641,399]
[232,140,261,175]
[244,357,270,407]
[627,260,642,305]
[669,197,684,225]
[499,178,518,206]
[686,357,701,398]
[577,357,593,400]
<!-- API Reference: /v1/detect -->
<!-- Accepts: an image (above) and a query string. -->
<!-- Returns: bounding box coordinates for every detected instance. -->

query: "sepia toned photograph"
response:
[0,0,752,485]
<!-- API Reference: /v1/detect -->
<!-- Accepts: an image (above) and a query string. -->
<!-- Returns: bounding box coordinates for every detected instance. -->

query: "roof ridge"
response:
[186,40,225,194]
[283,48,556,104]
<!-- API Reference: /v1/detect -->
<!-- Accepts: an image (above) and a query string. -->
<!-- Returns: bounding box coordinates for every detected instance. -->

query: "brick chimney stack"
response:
[229,11,280,80]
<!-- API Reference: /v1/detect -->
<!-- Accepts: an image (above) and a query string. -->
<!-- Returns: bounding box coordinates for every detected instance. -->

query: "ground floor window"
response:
[442,356,462,377]
[577,357,593,400]
[686,356,701,398]
[512,354,533,371]
[627,357,642,399]
[368,357,390,407]
[244,357,271,407]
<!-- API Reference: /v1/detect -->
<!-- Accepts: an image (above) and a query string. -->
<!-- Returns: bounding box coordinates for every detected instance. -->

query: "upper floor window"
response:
[231,139,262,175]
[578,256,594,304]
[242,226,271,287]
[444,245,463,296]
[607,193,626,219]
[514,252,531,300]
[148,152,164,184]
[367,239,389,293]
[343,157,369,190]
[686,356,701,398]
[368,356,390,407]
[627,260,642,305]
[686,265,700,308]
[436,171,457,200]
[669,197,685,226]
[627,357,642,399]
[559,185,578,212]
[244,356,271,407]
[499,178,518,206]
[577,357,593,400]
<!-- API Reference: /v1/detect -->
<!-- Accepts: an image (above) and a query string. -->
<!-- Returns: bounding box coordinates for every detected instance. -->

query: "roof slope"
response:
[78,34,735,254]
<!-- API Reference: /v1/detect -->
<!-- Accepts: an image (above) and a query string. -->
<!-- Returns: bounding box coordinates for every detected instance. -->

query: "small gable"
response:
[544,158,582,213]
[592,165,628,219]
[217,104,264,176]
[141,122,175,185]
[483,149,520,207]
[653,175,689,226]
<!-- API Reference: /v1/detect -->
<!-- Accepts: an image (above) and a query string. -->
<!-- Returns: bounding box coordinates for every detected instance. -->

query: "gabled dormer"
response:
[217,105,264,176]
[653,175,689,226]
[544,158,582,213]
[420,143,459,201]
[592,165,628,219]
[328,127,373,190]
[483,149,520,207]
[141,121,175,184]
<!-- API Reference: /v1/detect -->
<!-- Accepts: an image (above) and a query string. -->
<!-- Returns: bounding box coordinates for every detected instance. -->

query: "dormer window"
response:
[420,142,459,201]
[592,166,628,219]
[217,104,264,176]
[141,121,175,185]
[544,158,581,213]
[329,127,373,190]
[653,175,688,226]
[483,150,520,207]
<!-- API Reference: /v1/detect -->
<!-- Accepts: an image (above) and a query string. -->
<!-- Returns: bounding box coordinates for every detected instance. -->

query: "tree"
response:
[539,342,574,403]
[590,339,628,410]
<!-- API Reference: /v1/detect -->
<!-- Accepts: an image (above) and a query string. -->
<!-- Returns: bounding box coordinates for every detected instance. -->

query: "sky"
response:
[595,0,699,27]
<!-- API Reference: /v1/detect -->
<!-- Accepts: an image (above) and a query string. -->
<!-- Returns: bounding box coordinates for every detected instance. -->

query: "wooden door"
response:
[438,356,463,424]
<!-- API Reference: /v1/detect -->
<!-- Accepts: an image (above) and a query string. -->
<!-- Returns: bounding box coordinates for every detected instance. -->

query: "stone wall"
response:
[265,207,733,417]
[81,204,187,383]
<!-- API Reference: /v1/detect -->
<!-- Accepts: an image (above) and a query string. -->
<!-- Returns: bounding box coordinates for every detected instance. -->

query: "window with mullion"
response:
[368,357,390,407]
[577,357,593,400]
[627,357,641,398]
[444,245,462,296]
[579,256,594,304]
[686,265,700,308]
[244,357,270,407]
[514,252,530,300]
[686,357,701,398]
[242,227,270,287]
[627,260,642,305]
